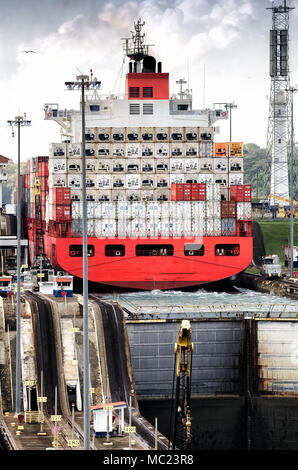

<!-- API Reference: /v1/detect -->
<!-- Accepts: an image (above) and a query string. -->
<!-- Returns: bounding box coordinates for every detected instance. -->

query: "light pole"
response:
[224,102,237,142]
[65,73,101,450]
[287,86,297,278]
[7,114,31,415]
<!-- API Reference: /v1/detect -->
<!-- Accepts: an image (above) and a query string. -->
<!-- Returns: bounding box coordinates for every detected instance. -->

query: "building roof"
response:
[91,401,127,411]
[0,156,9,163]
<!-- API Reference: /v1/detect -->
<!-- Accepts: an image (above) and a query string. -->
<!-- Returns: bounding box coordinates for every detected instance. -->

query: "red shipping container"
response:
[191,183,206,201]
[53,205,71,222]
[171,183,184,201]
[221,200,236,218]
[243,185,251,202]
[230,185,239,201]
[53,187,71,205]
[183,184,191,201]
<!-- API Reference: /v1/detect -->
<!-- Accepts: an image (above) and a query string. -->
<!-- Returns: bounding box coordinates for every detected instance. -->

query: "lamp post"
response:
[65,73,101,450]
[286,86,297,278]
[7,115,31,415]
[224,102,237,142]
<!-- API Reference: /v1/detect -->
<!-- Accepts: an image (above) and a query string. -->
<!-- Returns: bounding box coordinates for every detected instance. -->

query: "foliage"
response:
[2,160,27,204]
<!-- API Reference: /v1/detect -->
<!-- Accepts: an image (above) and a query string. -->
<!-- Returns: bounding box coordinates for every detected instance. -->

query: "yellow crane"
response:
[169,320,194,450]
[269,194,298,217]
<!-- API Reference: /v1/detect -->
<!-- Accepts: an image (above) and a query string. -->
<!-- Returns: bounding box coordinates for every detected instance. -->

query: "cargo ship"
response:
[22,19,253,290]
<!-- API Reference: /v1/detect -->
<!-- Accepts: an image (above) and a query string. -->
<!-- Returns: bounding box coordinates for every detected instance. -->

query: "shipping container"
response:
[98,190,111,201]
[185,158,199,173]
[126,127,140,142]
[191,183,206,201]
[97,143,110,157]
[229,142,243,157]
[221,200,236,218]
[185,143,199,156]
[126,143,140,158]
[141,127,154,142]
[214,174,228,187]
[155,127,169,142]
[50,143,66,157]
[127,190,140,201]
[199,158,213,172]
[170,143,184,157]
[126,174,141,189]
[170,159,184,173]
[50,174,67,188]
[67,143,81,157]
[214,158,228,173]
[170,174,184,185]
[155,142,169,158]
[229,157,243,172]
[111,143,124,158]
[85,143,96,157]
[68,158,81,173]
[229,174,244,186]
[170,127,184,142]
[214,142,228,157]
[52,187,71,205]
[141,143,154,158]
[140,190,153,202]
[98,127,111,143]
[98,159,111,173]
[126,160,140,173]
[112,189,126,201]
[85,127,95,141]
[237,202,252,220]
[112,128,125,142]
[185,127,198,141]
[221,218,237,236]
[142,159,155,173]
[199,127,213,141]
[171,183,184,201]
[156,189,170,201]
[156,159,169,173]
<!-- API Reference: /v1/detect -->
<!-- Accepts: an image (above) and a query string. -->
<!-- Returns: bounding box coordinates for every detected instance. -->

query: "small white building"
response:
[53,274,73,297]
[91,401,127,437]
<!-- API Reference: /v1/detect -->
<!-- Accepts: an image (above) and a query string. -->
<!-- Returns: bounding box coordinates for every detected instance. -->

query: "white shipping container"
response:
[131,202,146,218]
[50,174,67,188]
[214,158,228,173]
[97,143,110,157]
[127,190,140,202]
[126,127,139,142]
[170,159,185,173]
[112,190,126,201]
[50,143,66,157]
[141,143,154,158]
[198,174,214,185]
[191,220,205,236]
[214,174,228,187]
[125,174,141,189]
[170,143,184,157]
[49,159,66,173]
[141,190,153,202]
[118,201,132,219]
[67,143,81,157]
[87,219,95,236]
[126,143,140,158]
[142,159,155,173]
[87,201,95,218]
[94,202,102,219]
[68,174,81,189]
[229,157,243,172]
[85,143,96,157]
[170,127,184,142]
[185,143,199,157]
[98,190,112,202]
[237,202,252,220]
[101,219,116,237]
[130,219,147,237]
[155,142,169,158]
[185,127,198,142]
[71,189,82,201]
[71,201,82,218]
[112,143,125,158]
[172,219,184,237]
[199,141,213,157]
[185,159,199,172]
[170,174,184,185]
[199,158,213,172]
[97,175,111,189]
[192,201,206,219]
[98,159,111,173]
[146,201,161,219]
[147,220,161,237]
[101,202,116,218]
[229,174,244,186]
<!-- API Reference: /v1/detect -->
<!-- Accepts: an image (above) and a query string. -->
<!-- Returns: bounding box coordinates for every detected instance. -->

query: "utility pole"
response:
[65,73,101,450]
[7,114,31,415]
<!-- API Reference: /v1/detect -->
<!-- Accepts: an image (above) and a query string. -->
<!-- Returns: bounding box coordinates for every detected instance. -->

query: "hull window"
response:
[215,244,240,256]
[105,245,125,257]
[69,245,95,257]
[136,244,174,256]
[184,244,204,256]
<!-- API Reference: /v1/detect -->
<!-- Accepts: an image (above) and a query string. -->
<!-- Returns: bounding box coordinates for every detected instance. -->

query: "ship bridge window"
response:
[105,245,125,257]
[69,245,95,257]
[184,244,204,256]
[129,87,140,98]
[143,87,153,98]
[136,244,174,256]
[89,105,100,112]
[215,244,240,256]
[177,104,188,111]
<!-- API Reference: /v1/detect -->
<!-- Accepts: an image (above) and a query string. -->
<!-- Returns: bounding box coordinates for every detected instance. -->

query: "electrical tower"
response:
[267,1,295,208]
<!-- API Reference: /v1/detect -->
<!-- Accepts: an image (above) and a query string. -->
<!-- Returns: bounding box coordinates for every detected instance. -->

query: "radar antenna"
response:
[122,18,154,61]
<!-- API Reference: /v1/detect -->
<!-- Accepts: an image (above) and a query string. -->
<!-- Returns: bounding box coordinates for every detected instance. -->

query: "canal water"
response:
[110,286,298,450]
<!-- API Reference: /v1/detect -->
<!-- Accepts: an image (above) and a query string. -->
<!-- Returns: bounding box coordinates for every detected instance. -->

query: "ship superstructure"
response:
[23,20,253,290]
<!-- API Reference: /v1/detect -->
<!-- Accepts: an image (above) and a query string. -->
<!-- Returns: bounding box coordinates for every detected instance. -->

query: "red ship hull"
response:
[36,231,253,290]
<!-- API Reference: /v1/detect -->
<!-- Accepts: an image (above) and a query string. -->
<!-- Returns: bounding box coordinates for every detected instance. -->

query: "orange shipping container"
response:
[214,142,228,157]
[229,142,243,157]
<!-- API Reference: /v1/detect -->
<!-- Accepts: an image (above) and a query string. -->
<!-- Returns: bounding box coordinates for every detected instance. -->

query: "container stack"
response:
[23,126,251,239]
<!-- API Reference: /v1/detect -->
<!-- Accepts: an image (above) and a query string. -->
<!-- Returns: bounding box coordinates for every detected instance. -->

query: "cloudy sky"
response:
[1,0,298,162]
